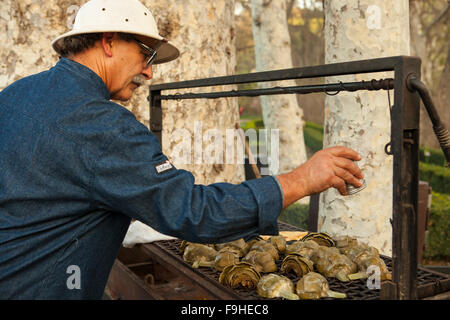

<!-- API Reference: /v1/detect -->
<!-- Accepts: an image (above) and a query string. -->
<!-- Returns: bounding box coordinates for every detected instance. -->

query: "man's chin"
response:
[111,86,138,101]
[111,92,132,101]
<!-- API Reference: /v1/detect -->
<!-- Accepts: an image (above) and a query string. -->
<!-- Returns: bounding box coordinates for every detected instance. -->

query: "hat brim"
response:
[52,30,180,65]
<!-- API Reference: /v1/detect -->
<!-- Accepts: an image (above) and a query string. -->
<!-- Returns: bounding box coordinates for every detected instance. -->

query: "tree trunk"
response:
[409,0,436,148]
[321,0,410,256]
[250,0,308,182]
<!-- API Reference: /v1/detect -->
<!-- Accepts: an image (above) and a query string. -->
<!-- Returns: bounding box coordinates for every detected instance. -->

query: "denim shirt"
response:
[0,58,283,299]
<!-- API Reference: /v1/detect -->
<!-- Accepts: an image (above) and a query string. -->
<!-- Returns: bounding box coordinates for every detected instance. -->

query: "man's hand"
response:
[276,146,364,209]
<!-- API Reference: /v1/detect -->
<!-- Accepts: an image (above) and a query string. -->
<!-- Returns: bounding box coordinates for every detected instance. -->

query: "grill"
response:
[106,221,450,300]
[105,56,450,300]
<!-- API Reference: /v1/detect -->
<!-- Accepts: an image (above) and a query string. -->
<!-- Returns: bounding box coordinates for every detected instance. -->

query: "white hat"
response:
[52,0,179,64]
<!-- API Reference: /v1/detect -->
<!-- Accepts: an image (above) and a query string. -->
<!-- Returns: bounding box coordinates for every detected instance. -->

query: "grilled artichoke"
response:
[257,274,299,300]
[301,232,335,247]
[334,235,358,249]
[248,240,279,261]
[244,236,264,254]
[338,241,391,281]
[179,240,214,254]
[296,272,346,299]
[340,242,379,263]
[280,253,314,278]
[219,262,261,289]
[215,238,247,257]
[197,247,240,271]
[242,250,277,273]
[310,246,357,282]
[269,235,286,254]
[182,243,218,268]
[348,255,392,281]
[285,240,320,258]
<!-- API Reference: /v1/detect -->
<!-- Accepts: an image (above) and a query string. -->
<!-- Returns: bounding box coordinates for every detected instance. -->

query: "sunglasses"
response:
[133,38,157,68]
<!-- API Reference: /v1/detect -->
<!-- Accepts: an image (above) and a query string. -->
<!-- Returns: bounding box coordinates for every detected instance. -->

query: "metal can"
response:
[346,178,366,195]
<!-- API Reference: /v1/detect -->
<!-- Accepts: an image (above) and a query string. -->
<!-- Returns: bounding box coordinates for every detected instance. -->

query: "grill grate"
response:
[153,221,447,300]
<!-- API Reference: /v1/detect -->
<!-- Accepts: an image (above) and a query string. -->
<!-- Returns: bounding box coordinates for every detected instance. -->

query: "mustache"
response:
[132,75,151,86]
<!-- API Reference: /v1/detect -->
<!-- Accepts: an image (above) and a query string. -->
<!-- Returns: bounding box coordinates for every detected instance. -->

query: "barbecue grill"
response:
[105,222,449,300]
[105,56,450,300]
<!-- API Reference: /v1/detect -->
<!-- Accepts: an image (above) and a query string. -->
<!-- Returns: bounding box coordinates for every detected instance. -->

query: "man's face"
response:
[108,36,153,101]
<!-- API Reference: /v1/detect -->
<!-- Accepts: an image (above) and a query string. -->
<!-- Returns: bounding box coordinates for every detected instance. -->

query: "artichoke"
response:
[242,250,277,273]
[301,232,335,247]
[219,262,261,289]
[248,240,279,261]
[269,235,286,254]
[280,253,314,278]
[182,243,218,268]
[310,246,357,282]
[197,247,240,271]
[179,240,214,254]
[338,241,391,281]
[257,274,299,300]
[179,240,190,254]
[340,242,379,264]
[296,272,346,299]
[348,255,392,281]
[285,240,319,258]
[215,238,247,257]
[244,236,264,254]
[334,235,358,249]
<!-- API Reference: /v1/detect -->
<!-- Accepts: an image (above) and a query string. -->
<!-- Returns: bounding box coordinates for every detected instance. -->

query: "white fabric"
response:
[122,220,176,248]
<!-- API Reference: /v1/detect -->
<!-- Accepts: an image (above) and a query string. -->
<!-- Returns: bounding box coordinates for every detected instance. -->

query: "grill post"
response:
[149,89,162,146]
[382,56,421,300]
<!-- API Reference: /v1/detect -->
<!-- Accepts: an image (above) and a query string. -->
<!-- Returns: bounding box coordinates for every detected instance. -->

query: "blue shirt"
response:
[0,58,283,299]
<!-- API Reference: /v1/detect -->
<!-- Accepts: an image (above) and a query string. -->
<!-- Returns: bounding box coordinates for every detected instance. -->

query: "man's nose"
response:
[142,65,153,80]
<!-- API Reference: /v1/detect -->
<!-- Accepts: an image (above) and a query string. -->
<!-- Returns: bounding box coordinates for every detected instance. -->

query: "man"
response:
[0,0,363,299]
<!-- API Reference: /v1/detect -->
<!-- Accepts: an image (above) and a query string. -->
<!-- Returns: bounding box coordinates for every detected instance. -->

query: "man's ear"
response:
[101,32,116,57]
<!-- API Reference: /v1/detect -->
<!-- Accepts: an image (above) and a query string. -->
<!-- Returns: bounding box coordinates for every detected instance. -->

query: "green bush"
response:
[305,121,324,132]
[419,147,446,166]
[419,162,450,194]
[423,192,450,260]
[278,203,309,230]
[304,126,323,154]
[241,118,265,131]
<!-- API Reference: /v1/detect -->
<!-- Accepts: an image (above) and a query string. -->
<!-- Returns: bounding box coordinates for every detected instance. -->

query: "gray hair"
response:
[53,32,135,57]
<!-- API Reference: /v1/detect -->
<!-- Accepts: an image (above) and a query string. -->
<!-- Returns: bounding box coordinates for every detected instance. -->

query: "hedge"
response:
[241,118,264,131]
[278,203,309,230]
[419,147,446,166]
[419,162,450,194]
[423,192,450,260]
[304,122,323,154]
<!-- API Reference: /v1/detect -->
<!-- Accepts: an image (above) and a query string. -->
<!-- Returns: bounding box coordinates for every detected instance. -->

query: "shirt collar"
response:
[55,57,111,100]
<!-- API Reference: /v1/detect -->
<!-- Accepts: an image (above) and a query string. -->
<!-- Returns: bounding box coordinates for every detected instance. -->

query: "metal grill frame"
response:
[148,56,444,299]
[149,221,448,300]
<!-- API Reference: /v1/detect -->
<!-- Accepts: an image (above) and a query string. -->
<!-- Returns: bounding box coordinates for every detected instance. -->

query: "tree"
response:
[250,0,308,185]
[410,0,450,148]
[320,0,410,256]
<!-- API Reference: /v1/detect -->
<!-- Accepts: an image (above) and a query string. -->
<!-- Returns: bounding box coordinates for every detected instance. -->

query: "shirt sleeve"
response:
[90,124,283,244]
